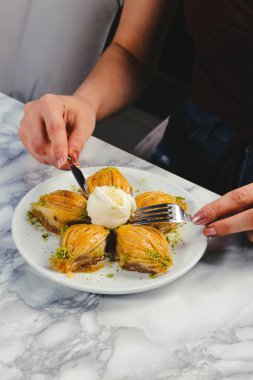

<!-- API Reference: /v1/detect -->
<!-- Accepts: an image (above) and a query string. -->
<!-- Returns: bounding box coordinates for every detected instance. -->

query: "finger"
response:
[40,94,68,168]
[21,115,48,157]
[203,208,253,236]
[246,231,253,243]
[19,114,58,166]
[19,128,50,165]
[68,116,94,162]
[192,184,253,225]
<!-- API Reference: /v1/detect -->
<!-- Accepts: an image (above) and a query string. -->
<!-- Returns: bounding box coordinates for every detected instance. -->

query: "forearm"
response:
[74,0,180,121]
[74,42,151,121]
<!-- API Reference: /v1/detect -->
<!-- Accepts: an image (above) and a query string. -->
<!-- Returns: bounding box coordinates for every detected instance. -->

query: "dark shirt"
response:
[184,0,253,134]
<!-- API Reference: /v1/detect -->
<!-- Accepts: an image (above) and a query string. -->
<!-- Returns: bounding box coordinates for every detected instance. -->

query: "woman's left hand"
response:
[192,183,253,241]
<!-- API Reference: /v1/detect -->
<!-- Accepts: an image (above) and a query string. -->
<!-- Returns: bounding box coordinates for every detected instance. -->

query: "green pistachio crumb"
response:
[123,255,129,263]
[82,208,88,219]
[60,225,69,235]
[147,249,161,260]
[161,259,170,267]
[42,233,49,241]
[52,246,72,260]
[31,195,46,207]
[26,211,37,225]
[106,273,114,278]
[26,210,43,232]
[147,249,169,267]
[70,184,82,194]
[175,196,185,202]
[167,226,184,253]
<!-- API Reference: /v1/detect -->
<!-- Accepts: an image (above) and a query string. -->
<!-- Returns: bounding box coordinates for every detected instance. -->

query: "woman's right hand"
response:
[19,93,96,169]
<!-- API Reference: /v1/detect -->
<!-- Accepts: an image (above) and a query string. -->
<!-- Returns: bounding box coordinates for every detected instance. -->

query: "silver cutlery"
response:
[132,203,191,225]
[67,156,88,198]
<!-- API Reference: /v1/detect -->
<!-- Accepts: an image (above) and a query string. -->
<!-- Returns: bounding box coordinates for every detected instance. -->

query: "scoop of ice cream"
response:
[87,186,136,229]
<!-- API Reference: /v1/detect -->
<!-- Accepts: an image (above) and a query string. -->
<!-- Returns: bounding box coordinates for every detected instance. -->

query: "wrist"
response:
[73,89,101,120]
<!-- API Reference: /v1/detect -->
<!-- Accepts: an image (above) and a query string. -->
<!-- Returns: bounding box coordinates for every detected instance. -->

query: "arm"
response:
[19,0,179,168]
[192,183,253,241]
[75,0,179,119]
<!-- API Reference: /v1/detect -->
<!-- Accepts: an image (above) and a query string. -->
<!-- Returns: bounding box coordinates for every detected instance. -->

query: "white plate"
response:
[12,167,207,295]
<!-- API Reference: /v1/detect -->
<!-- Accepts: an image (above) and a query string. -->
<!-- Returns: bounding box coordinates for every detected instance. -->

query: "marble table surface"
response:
[1,92,253,380]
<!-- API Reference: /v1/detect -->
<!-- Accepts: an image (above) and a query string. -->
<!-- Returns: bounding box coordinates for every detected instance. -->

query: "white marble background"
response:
[1,93,253,380]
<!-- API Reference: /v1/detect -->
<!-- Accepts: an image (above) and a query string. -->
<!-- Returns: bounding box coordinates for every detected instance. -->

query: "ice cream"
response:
[87,186,136,229]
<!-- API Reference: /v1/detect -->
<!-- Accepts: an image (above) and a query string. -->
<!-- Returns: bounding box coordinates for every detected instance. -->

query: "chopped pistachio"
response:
[147,249,170,267]
[31,196,46,207]
[147,249,161,260]
[70,184,82,194]
[82,208,88,219]
[175,196,185,202]
[60,225,69,235]
[26,211,37,225]
[42,233,49,241]
[52,246,72,260]
[167,226,184,253]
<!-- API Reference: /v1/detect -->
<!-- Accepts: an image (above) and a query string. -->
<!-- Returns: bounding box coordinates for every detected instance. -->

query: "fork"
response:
[67,156,88,198]
[132,203,191,225]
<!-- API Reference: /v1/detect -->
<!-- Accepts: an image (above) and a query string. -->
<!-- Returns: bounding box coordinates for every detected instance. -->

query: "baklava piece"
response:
[116,224,172,275]
[87,167,133,195]
[31,190,87,234]
[49,224,109,273]
[135,191,188,233]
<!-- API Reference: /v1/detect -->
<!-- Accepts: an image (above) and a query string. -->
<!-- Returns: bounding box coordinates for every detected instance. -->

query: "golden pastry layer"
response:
[116,224,172,274]
[32,190,87,234]
[135,191,188,233]
[49,224,109,273]
[87,167,133,195]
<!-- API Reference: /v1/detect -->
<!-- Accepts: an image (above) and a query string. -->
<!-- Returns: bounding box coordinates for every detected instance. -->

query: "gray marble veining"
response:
[1,92,253,380]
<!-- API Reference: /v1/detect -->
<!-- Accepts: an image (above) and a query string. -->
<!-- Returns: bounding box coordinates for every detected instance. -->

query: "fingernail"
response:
[191,212,208,225]
[56,155,64,168]
[72,150,79,163]
[204,227,216,237]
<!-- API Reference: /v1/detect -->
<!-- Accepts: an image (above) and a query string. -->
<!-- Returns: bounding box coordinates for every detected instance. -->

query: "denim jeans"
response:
[151,96,253,194]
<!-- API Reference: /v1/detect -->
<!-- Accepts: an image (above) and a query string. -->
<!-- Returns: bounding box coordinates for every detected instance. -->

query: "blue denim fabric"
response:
[150,96,253,193]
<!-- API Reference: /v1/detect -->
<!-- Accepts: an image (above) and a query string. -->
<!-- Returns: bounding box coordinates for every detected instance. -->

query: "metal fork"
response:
[132,203,191,225]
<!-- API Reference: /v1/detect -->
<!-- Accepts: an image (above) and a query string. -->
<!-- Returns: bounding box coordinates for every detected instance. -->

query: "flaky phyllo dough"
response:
[31,190,87,234]
[115,225,173,274]
[49,224,109,274]
[86,167,133,195]
[135,191,188,233]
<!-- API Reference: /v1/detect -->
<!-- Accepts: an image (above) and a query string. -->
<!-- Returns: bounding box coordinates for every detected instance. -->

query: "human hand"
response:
[192,183,253,242]
[19,93,96,169]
